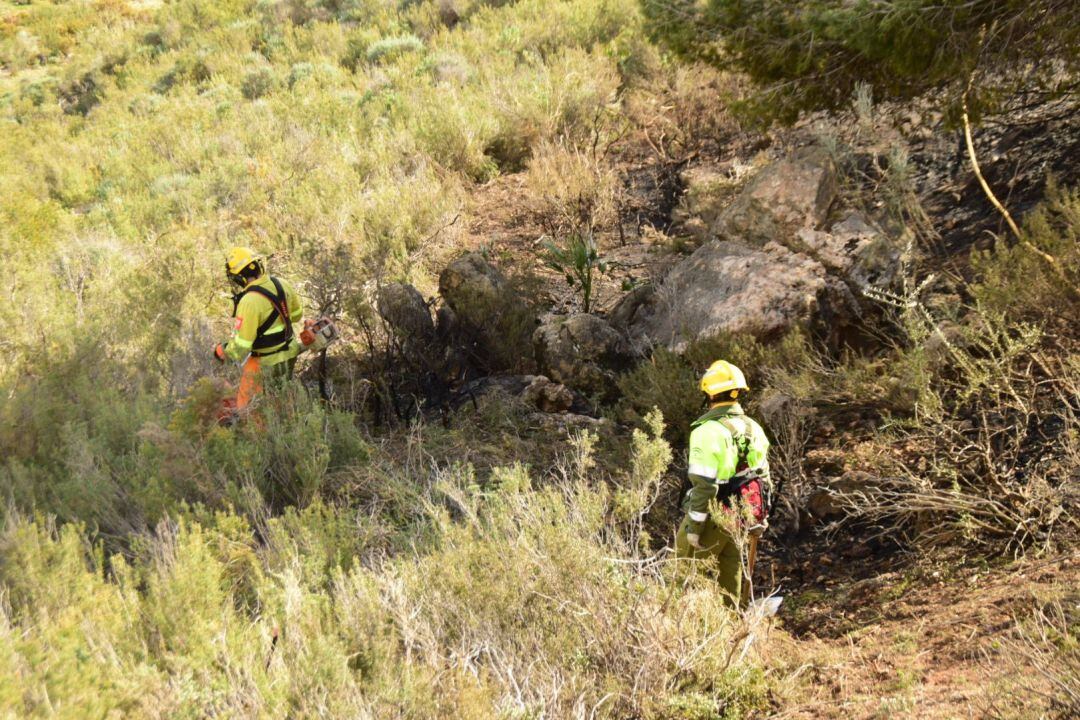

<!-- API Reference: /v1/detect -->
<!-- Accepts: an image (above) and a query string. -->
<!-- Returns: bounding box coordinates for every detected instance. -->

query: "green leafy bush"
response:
[366,34,425,64]
[617,330,804,441]
[241,67,277,99]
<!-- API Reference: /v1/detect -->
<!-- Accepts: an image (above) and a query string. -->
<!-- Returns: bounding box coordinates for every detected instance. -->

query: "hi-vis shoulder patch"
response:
[234,317,244,331]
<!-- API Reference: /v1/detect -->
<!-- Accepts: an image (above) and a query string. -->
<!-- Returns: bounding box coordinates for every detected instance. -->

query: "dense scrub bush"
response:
[970,182,1080,328]
[241,67,278,99]
[0,0,655,489]
[1,373,369,539]
[366,34,425,64]
[642,0,1080,122]
[526,141,622,238]
[0,430,768,718]
[832,186,1080,552]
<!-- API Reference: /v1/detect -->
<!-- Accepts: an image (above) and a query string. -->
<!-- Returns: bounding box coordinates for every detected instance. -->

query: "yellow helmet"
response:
[700,359,748,398]
[224,246,263,287]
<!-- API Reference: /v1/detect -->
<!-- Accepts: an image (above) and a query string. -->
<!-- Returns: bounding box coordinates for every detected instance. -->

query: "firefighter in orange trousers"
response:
[214,247,303,415]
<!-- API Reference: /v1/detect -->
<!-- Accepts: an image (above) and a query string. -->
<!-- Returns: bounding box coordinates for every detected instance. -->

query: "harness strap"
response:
[716,416,759,499]
[718,417,751,464]
[236,277,294,354]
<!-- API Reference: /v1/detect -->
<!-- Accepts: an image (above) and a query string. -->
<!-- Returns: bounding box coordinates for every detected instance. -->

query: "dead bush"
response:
[985,596,1080,719]
[524,141,622,239]
[624,63,744,162]
[833,189,1080,553]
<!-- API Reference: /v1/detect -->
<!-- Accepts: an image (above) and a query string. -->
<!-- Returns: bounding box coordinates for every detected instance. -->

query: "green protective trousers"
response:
[675,515,743,609]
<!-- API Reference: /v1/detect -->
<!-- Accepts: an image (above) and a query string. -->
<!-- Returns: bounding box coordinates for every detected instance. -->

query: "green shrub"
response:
[642,0,1080,122]
[366,34,425,64]
[543,232,609,313]
[617,331,798,442]
[971,181,1080,329]
[613,408,672,523]
[0,430,767,718]
[831,185,1080,553]
[241,66,277,99]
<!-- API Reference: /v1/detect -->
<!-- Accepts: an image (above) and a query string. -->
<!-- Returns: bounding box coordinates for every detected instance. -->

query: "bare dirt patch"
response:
[760,552,1078,719]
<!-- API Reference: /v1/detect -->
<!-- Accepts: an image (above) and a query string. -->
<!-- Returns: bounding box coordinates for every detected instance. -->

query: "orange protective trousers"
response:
[235,356,264,411]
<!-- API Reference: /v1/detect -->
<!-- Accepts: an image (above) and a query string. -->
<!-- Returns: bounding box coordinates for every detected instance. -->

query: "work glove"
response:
[214,343,227,362]
[686,532,703,550]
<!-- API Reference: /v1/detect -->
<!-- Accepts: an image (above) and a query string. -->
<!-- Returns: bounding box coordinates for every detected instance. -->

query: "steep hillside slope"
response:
[2,1,1078,718]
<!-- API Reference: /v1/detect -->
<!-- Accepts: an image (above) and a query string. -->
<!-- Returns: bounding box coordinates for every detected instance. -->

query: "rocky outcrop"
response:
[607,284,655,337]
[714,146,837,245]
[533,313,628,396]
[629,240,846,349]
[452,374,579,414]
[626,146,899,349]
[521,375,574,413]
[794,213,899,288]
[377,283,434,341]
[438,252,505,328]
[670,162,758,243]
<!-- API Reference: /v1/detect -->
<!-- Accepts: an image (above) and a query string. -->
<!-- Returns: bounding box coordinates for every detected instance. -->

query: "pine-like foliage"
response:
[642,0,1080,121]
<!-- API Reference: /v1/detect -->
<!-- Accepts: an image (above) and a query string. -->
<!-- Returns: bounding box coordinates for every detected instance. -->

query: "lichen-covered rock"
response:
[533,314,627,396]
[376,282,433,341]
[714,146,837,245]
[451,374,579,414]
[629,240,850,350]
[521,375,574,413]
[624,146,898,350]
[527,412,613,433]
[607,284,655,334]
[671,162,757,243]
[794,213,898,288]
[438,251,505,328]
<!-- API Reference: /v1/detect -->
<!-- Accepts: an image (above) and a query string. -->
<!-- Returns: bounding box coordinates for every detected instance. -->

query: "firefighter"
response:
[675,360,771,608]
[214,247,303,413]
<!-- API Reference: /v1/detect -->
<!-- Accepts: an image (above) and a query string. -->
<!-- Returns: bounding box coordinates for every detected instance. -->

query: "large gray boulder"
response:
[533,314,627,396]
[631,240,849,350]
[438,252,505,328]
[714,146,837,245]
[626,146,898,350]
[377,283,434,341]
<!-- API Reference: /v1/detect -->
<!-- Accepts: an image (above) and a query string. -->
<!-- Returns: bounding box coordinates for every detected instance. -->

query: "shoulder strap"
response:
[244,277,293,341]
[717,417,751,464]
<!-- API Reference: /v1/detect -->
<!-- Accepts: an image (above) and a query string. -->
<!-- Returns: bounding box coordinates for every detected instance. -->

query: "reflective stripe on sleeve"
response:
[688,511,708,522]
[231,336,254,350]
[688,463,718,479]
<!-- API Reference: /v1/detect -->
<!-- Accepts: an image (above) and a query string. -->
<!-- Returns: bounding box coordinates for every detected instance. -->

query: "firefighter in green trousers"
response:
[675,360,771,608]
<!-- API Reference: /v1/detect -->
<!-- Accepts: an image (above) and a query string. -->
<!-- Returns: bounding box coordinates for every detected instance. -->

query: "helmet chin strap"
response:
[228,261,265,290]
[707,390,740,408]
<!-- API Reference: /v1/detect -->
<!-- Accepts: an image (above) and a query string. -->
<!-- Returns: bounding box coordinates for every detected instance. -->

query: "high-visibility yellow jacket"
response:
[684,403,770,534]
[223,275,303,366]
